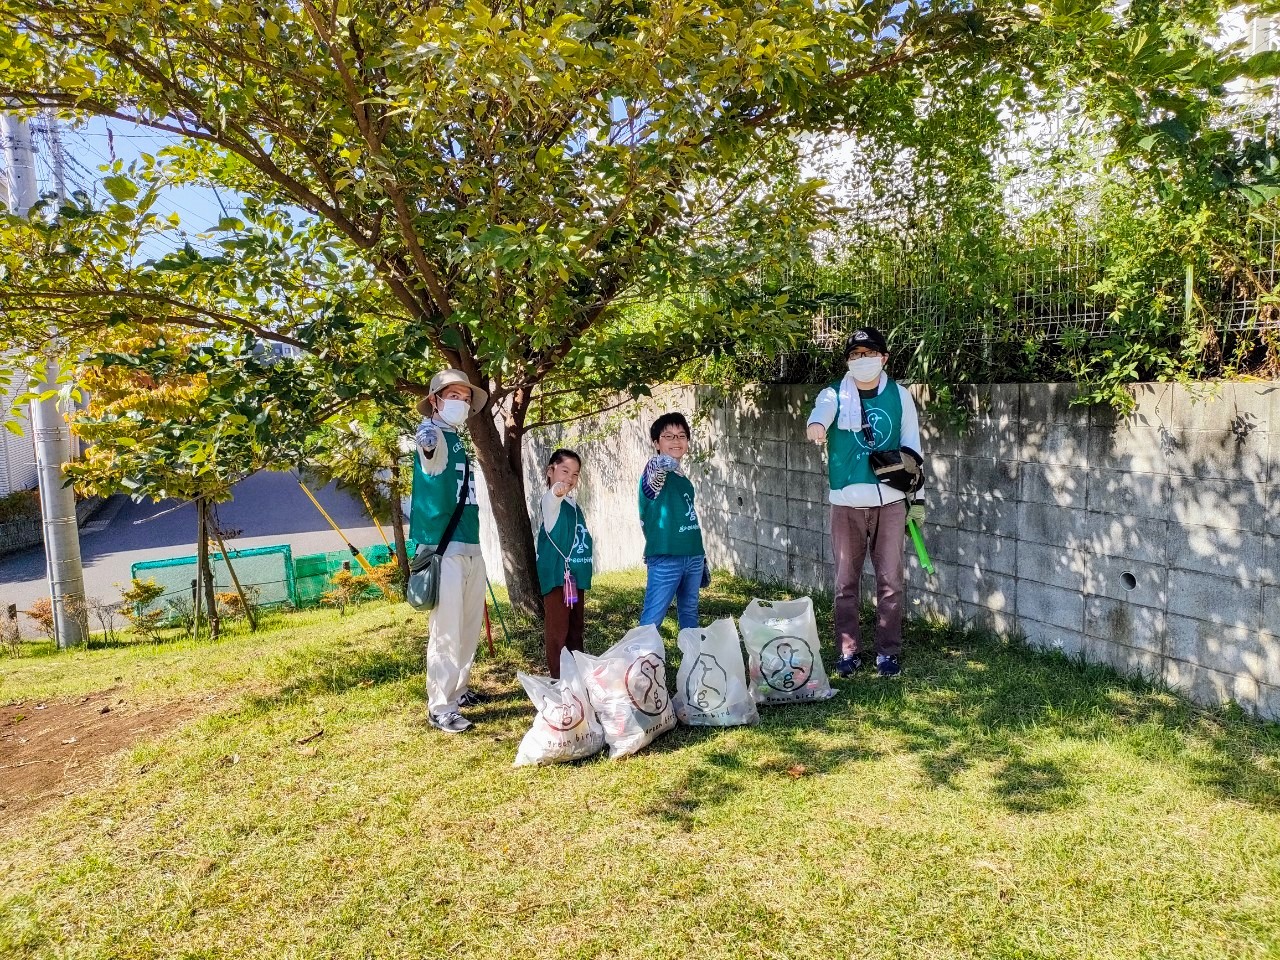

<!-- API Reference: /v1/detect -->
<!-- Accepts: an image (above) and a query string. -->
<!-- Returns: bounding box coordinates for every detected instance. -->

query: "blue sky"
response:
[20,113,237,259]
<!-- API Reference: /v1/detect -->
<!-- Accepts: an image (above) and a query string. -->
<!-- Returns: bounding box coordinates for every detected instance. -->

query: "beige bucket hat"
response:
[415,368,489,417]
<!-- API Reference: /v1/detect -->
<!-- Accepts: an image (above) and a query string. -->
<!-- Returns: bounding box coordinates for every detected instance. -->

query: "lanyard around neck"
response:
[546,498,580,566]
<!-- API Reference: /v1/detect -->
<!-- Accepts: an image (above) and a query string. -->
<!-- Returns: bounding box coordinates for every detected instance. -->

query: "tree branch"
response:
[524,392,638,432]
[5,288,309,349]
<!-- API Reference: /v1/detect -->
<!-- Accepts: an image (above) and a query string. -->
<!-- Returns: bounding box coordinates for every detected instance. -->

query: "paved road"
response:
[0,470,388,634]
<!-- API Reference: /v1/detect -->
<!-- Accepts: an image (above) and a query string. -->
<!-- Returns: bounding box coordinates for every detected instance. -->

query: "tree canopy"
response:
[1,0,1269,610]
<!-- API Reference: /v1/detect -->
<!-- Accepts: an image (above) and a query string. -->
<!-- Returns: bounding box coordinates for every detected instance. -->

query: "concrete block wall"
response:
[904,381,1279,719]
[484,380,1279,720]
[0,495,105,558]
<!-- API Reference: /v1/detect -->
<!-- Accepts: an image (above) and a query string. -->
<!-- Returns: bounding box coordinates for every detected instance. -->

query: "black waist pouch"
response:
[868,445,925,495]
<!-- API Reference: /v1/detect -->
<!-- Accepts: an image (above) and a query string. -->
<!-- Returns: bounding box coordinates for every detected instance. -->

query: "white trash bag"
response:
[572,625,675,758]
[740,597,836,706]
[513,649,605,767]
[673,617,759,727]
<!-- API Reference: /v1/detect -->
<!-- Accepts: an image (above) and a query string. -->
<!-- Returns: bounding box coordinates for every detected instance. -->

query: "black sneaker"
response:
[836,654,863,678]
[876,655,902,677]
[458,690,484,707]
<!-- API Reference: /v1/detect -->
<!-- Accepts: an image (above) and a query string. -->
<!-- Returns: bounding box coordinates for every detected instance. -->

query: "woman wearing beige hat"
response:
[411,368,489,733]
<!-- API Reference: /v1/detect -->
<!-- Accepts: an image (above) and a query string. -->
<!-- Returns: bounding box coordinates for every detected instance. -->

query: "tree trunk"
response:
[197,498,221,640]
[469,411,541,618]
[389,476,409,577]
[194,499,207,639]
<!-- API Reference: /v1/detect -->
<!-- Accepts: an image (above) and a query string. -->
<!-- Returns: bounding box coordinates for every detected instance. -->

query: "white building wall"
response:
[0,374,36,497]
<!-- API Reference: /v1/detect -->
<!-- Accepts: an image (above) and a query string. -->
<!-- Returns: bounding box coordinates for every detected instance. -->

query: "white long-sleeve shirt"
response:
[807,374,923,508]
[540,486,579,533]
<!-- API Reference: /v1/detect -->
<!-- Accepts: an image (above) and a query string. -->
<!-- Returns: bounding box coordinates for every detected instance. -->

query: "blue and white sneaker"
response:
[836,654,863,678]
[876,655,902,677]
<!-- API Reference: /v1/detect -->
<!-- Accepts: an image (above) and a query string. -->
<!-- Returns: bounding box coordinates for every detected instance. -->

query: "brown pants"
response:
[543,587,586,679]
[832,500,907,658]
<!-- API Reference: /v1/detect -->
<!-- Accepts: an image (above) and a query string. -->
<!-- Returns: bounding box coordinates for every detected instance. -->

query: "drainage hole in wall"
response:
[1120,572,1137,591]
[737,496,743,506]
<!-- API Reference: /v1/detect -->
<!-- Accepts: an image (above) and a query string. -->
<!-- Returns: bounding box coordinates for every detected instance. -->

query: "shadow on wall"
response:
[481,387,695,584]
[505,379,1279,717]
[910,380,1280,717]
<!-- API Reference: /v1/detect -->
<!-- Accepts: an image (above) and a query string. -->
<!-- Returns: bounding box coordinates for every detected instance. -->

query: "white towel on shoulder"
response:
[836,371,889,433]
[415,420,450,477]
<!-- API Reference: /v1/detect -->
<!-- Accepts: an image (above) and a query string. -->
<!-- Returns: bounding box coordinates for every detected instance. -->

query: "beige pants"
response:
[426,553,487,715]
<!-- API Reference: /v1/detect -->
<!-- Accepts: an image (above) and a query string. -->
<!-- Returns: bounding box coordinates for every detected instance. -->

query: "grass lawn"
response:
[3,569,1279,960]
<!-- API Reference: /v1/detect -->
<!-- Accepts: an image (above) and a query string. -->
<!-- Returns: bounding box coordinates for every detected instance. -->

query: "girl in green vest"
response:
[536,449,594,679]
[638,412,706,629]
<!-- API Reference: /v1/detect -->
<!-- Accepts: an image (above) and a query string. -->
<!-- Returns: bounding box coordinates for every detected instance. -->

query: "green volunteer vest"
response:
[825,379,904,491]
[536,499,594,595]
[409,430,480,547]
[639,469,704,558]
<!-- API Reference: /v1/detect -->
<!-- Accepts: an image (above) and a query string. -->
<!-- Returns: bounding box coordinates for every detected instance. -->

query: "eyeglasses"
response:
[659,432,689,441]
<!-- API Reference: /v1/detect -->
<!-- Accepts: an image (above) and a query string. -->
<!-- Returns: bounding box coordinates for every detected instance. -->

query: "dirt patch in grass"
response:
[0,689,206,817]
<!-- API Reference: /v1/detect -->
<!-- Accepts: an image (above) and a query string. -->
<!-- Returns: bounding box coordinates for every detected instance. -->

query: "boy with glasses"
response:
[638,412,706,630]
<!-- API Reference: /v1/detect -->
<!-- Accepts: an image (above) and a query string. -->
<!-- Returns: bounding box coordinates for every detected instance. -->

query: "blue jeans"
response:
[640,555,703,629]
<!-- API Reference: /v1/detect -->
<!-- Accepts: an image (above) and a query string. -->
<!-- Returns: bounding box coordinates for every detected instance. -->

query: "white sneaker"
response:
[429,711,472,734]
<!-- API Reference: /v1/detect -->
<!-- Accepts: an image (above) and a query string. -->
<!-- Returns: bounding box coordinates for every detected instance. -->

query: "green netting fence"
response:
[130,540,414,621]
[291,541,417,608]
[131,545,296,621]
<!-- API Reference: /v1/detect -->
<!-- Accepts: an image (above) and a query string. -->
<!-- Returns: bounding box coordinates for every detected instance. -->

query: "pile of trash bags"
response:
[514,596,836,767]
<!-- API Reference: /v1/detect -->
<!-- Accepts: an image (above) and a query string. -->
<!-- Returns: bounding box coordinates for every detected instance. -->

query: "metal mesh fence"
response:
[292,541,413,609]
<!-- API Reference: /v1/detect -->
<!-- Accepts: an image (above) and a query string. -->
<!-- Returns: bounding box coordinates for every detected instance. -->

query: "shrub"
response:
[24,595,92,645]
[165,596,196,634]
[0,489,39,524]
[26,597,56,642]
[119,578,168,641]
[216,585,260,621]
[63,595,90,645]
[87,596,119,645]
[0,613,19,656]
[365,560,403,600]
[320,569,371,617]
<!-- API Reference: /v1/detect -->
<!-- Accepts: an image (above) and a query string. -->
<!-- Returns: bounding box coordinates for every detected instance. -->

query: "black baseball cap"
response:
[843,327,888,357]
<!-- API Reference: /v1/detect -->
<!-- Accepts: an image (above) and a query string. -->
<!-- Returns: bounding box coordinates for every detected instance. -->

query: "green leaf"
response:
[1241,50,1280,80]
[103,175,139,203]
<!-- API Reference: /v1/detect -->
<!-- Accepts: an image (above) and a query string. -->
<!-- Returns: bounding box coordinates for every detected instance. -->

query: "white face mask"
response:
[848,356,884,382]
[437,398,471,427]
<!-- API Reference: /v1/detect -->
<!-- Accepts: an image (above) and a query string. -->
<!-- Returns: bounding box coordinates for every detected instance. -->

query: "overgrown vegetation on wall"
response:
[702,74,1280,413]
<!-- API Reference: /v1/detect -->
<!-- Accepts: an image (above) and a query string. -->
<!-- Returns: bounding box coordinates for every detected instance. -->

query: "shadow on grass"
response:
[10,608,297,659]
[232,570,1280,822]
[239,626,426,714]
[631,572,1280,823]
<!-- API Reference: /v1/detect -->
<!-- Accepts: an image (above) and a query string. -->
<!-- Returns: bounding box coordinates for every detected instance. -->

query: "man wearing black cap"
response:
[805,327,925,677]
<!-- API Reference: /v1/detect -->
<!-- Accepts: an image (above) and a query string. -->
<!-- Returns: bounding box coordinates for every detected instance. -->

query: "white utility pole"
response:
[2,108,86,648]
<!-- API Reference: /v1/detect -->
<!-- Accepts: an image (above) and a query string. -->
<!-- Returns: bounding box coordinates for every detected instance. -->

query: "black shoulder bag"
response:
[862,404,925,496]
